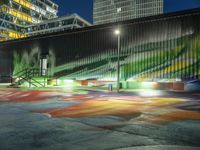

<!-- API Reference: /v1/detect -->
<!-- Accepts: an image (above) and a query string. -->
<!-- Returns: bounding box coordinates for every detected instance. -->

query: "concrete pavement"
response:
[0,87,200,150]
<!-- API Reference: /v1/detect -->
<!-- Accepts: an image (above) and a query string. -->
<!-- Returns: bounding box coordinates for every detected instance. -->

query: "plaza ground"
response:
[0,86,200,150]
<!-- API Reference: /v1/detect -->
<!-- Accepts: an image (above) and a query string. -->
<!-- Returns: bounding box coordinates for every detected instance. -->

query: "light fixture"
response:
[115,29,120,35]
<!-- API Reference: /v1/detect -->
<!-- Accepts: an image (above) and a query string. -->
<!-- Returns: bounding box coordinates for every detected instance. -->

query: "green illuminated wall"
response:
[0,9,200,83]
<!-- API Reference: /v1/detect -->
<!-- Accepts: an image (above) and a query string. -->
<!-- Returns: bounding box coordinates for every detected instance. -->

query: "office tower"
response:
[0,0,58,41]
[93,0,164,25]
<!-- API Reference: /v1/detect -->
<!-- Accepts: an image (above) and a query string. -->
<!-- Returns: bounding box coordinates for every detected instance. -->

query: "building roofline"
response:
[1,7,200,45]
[26,13,91,27]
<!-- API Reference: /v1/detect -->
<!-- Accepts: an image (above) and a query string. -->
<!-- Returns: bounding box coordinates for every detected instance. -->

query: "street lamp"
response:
[114,29,120,92]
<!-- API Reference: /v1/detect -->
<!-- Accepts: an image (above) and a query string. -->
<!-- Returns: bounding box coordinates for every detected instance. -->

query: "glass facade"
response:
[93,0,163,25]
[0,0,58,41]
[0,9,200,84]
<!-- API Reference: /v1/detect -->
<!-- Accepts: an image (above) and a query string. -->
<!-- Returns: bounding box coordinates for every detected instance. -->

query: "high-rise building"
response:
[0,0,91,42]
[0,0,58,41]
[93,0,164,25]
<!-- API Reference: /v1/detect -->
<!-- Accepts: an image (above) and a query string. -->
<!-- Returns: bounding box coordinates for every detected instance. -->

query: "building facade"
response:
[0,0,92,41]
[93,0,163,25]
[0,9,200,89]
[0,0,58,41]
[26,14,91,37]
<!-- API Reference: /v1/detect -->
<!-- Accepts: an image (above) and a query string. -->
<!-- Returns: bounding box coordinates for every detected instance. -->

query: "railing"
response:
[11,68,47,87]
[0,29,26,39]
[0,5,33,22]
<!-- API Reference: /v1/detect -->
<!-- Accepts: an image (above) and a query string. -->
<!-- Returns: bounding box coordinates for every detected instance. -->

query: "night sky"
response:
[54,0,200,23]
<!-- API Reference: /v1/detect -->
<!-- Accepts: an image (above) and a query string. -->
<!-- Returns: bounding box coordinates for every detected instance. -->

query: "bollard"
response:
[108,83,113,92]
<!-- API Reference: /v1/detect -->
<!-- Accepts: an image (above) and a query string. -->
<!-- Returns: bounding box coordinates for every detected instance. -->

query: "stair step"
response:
[12,68,48,88]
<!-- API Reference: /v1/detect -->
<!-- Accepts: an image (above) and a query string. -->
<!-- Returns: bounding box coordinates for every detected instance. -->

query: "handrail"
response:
[11,68,47,87]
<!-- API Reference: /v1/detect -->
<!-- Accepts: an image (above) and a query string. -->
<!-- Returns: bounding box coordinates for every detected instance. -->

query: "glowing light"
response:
[138,90,163,97]
[57,79,61,85]
[63,79,74,84]
[141,82,158,89]
[115,29,120,35]
[56,79,75,88]
[175,78,182,82]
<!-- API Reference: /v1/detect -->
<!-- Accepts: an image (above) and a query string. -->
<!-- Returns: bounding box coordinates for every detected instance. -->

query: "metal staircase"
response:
[10,68,47,87]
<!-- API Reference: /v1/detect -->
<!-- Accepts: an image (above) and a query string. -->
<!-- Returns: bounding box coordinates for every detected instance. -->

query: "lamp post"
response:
[115,29,120,92]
